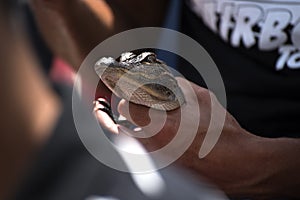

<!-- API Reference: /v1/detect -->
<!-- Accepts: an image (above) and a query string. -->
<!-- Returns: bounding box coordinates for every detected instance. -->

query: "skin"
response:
[95,78,300,199]
[29,0,169,96]
[0,1,168,198]
[19,0,300,199]
[29,0,170,68]
[0,10,61,200]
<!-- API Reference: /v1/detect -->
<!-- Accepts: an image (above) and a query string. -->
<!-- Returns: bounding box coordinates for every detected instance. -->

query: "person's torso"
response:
[179,0,300,138]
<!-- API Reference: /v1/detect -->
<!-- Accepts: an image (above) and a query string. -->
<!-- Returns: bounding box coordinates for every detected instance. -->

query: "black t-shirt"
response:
[13,84,226,200]
[179,0,300,138]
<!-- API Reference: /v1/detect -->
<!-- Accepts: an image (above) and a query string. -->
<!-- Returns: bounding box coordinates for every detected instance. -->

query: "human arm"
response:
[29,0,170,69]
[29,0,170,100]
[94,77,300,199]
[0,11,61,199]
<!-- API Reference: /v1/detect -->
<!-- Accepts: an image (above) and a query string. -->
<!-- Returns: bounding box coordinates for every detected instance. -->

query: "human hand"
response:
[94,76,245,163]
[95,77,281,196]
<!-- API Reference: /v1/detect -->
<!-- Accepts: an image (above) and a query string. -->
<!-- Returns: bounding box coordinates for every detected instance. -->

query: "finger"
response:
[93,99,119,134]
[93,98,116,122]
[118,98,178,136]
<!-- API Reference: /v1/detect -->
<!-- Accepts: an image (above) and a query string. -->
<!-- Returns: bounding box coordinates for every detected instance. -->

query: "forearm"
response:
[30,0,169,69]
[0,19,61,199]
[250,136,300,198]
[30,0,115,68]
[52,0,117,63]
[54,0,170,54]
[199,128,300,199]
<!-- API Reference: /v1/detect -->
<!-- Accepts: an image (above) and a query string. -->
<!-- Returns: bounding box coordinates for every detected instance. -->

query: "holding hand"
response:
[94,77,254,195]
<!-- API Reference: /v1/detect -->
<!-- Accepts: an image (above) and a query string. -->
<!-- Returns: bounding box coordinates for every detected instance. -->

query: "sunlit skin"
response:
[0,1,168,198]
[0,13,61,199]
[29,0,169,69]
[1,0,298,199]
[95,77,300,198]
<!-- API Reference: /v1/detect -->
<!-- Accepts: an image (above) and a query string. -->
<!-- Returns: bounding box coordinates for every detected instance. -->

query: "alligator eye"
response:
[147,55,156,62]
[166,90,175,101]
[165,90,174,96]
